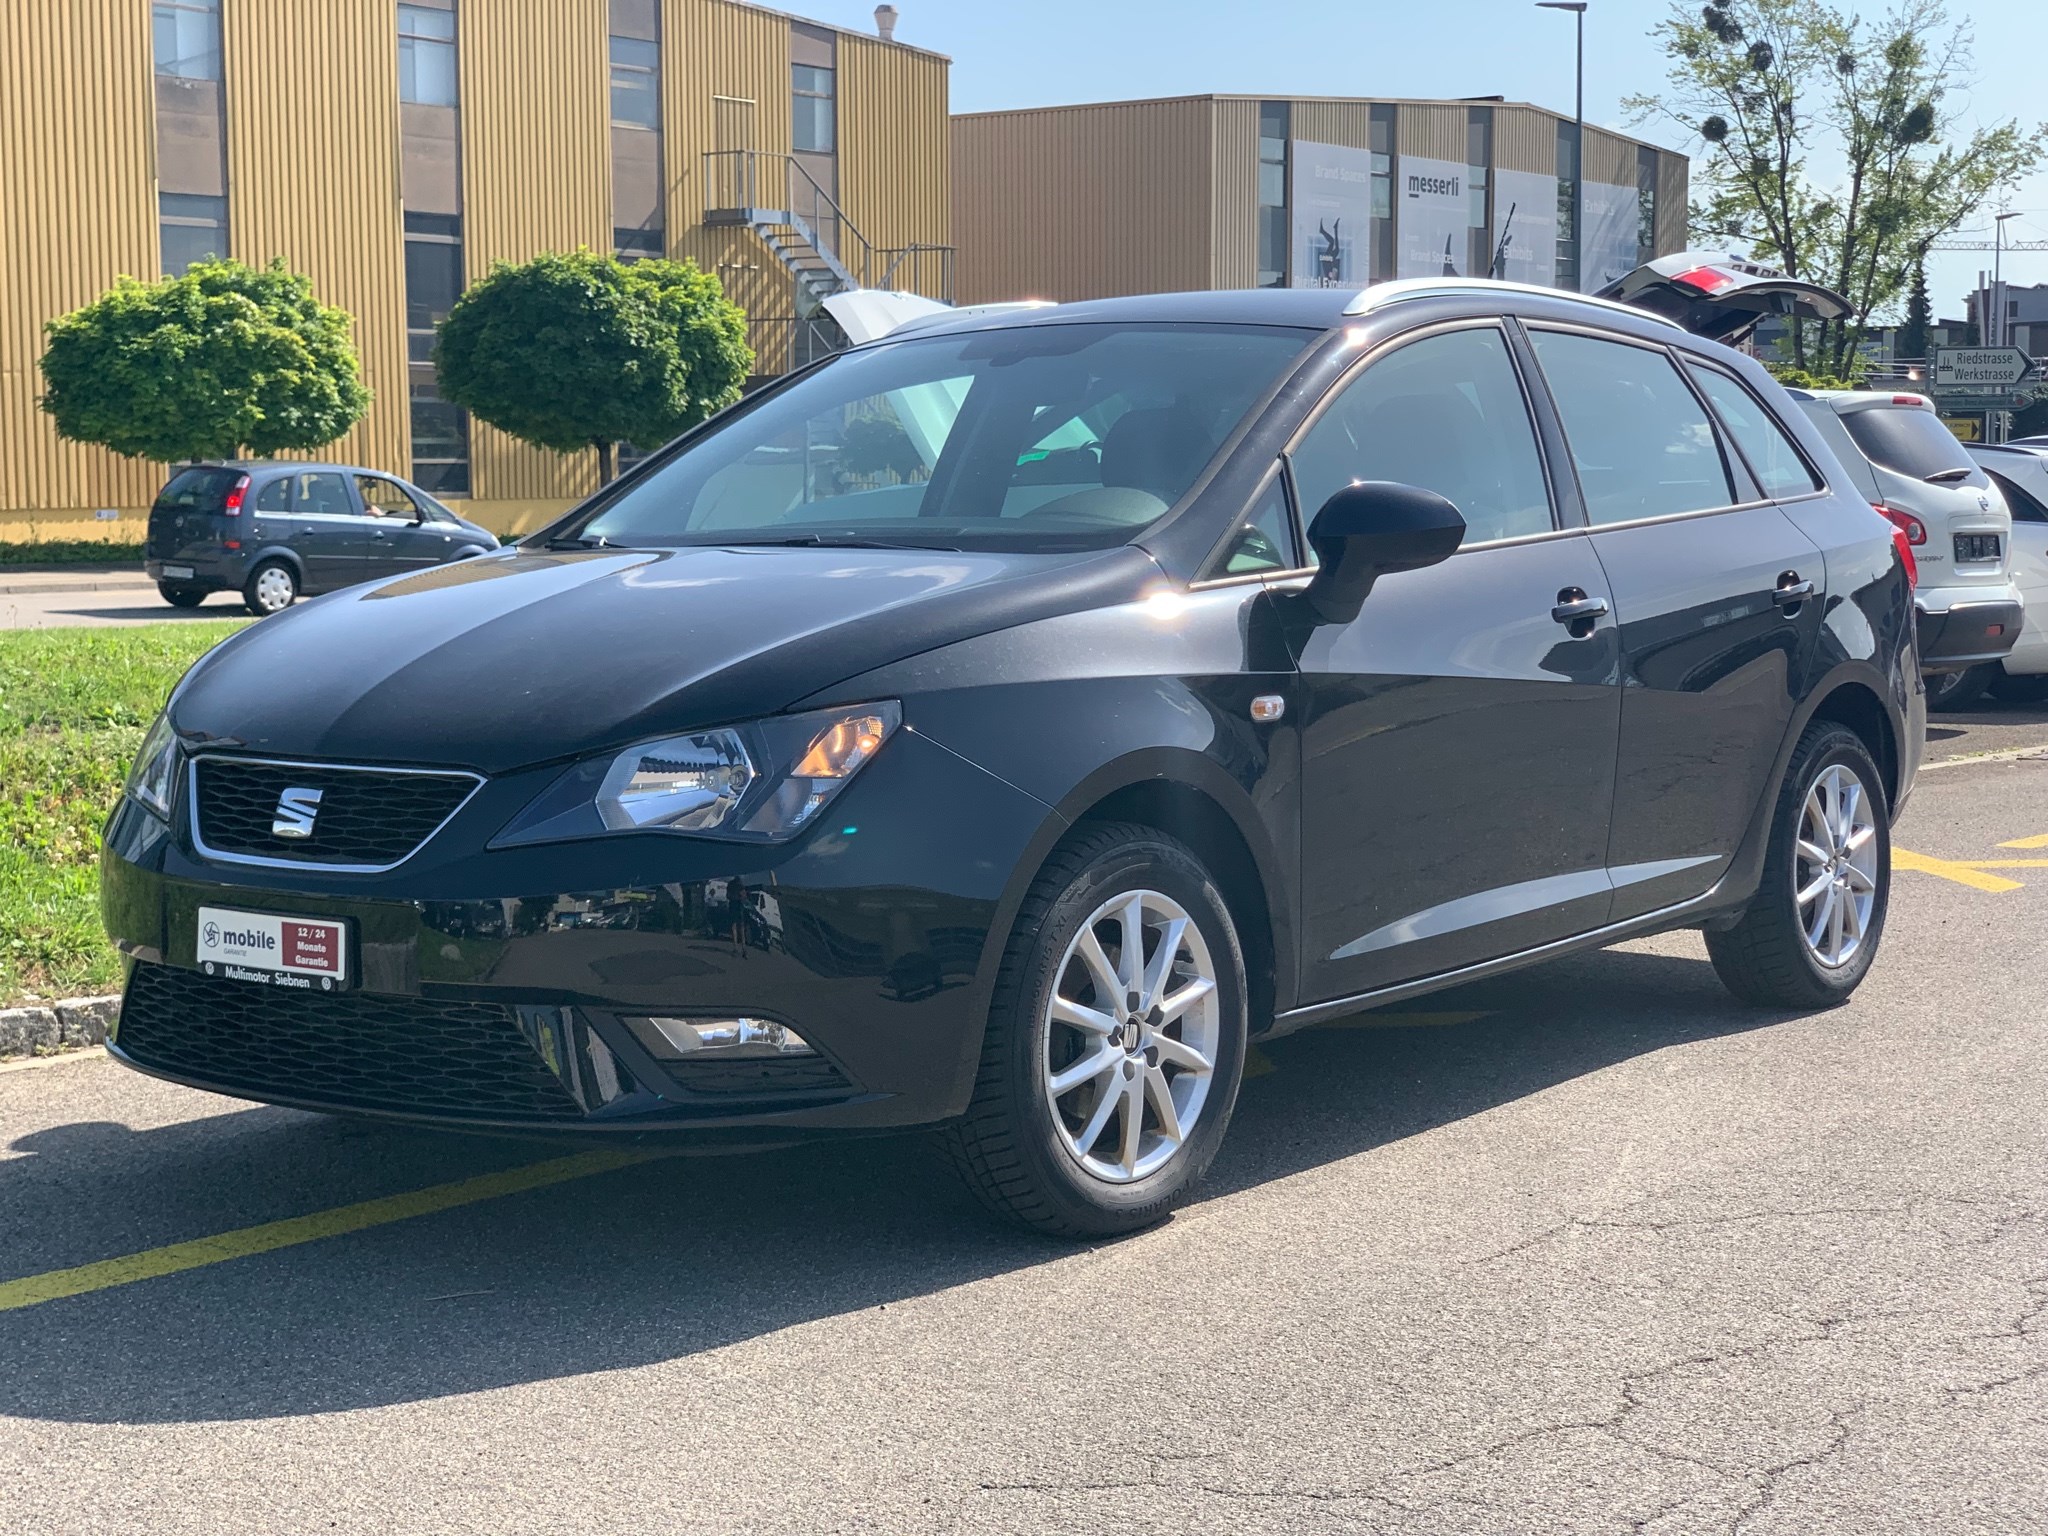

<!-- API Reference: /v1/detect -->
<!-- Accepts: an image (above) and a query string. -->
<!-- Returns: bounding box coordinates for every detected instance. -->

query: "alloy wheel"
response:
[1042,888,1220,1184]
[1794,762,1879,969]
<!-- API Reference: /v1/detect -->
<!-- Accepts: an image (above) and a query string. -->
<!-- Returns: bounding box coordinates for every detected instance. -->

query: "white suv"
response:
[1967,442,2048,705]
[1793,390,2021,708]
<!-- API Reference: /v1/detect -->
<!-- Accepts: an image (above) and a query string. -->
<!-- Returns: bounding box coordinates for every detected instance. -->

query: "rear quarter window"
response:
[152,467,242,512]
[1840,406,1988,486]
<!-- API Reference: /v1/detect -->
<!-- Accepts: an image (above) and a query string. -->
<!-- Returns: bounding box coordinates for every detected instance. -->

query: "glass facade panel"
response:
[1256,101,1288,288]
[153,0,221,80]
[1370,104,1396,281]
[1556,119,1578,292]
[792,67,835,154]
[1637,145,1659,264]
[398,4,458,106]
[159,191,226,275]
[610,35,659,126]
[1467,107,1493,279]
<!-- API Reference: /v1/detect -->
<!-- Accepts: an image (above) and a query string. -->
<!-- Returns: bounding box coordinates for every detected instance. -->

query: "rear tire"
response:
[157,582,206,608]
[1987,670,2048,705]
[243,560,298,617]
[1925,662,1994,712]
[940,823,1248,1239]
[1707,723,1889,1009]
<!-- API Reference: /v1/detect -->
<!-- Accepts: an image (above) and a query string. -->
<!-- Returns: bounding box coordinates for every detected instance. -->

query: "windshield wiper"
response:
[1923,467,1975,484]
[717,533,963,552]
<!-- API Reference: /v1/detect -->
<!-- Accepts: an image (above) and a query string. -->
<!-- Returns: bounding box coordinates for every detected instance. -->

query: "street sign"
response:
[1930,391,2035,412]
[1931,346,2033,390]
[1942,416,1983,442]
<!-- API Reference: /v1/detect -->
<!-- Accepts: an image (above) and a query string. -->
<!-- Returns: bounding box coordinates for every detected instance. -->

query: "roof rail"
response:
[1340,277,1684,332]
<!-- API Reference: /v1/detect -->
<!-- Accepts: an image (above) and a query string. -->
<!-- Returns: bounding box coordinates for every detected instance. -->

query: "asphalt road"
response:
[0,574,246,629]
[3,748,2046,1534]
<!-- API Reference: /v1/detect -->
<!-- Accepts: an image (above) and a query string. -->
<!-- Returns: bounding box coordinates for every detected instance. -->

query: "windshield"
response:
[559,322,1315,553]
[1841,406,1988,487]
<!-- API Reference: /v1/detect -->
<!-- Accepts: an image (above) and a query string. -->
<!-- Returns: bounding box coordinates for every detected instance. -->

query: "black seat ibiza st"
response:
[103,277,1921,1236]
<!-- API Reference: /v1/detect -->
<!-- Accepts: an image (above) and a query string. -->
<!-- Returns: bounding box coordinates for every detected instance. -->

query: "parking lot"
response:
[2,733,2043,1535]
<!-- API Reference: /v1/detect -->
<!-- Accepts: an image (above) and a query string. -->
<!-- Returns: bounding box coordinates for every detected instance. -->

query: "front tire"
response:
[243,560,298,617]
[1925,662,1994,712]
[157,582,206,608]
[1707,723,1890,1009]
[941,823,1248,1239]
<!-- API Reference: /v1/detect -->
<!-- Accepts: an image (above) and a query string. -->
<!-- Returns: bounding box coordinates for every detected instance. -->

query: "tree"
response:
[1897,255,1932,360]
[1629,0,2043,375]
[38,258,370,462]
[433,250,752,483]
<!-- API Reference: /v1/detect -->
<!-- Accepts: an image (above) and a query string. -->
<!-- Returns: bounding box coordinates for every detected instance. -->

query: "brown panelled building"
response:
[954,94,1686,308]
[2,0,950,541]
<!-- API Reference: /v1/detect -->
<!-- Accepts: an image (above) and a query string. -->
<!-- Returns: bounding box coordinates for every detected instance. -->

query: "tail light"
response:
[1671,264,1736,295]
[1875,504,1919,587]
[221,473,250,517]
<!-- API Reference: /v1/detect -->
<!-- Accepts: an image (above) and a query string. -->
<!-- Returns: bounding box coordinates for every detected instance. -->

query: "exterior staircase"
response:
[703,148,952,374]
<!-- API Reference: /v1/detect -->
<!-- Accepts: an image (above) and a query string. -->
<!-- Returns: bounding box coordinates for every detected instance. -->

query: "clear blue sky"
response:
[791,0,2048,318]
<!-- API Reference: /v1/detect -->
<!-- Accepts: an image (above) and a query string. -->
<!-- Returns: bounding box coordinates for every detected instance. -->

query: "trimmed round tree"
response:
[433,250,753,483]
[38,258,370,462]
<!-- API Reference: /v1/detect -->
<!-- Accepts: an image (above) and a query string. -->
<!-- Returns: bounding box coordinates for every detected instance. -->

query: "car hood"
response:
[171,543,1156,773]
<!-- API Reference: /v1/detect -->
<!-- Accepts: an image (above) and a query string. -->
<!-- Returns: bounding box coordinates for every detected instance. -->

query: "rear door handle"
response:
[1773,574,1816,609]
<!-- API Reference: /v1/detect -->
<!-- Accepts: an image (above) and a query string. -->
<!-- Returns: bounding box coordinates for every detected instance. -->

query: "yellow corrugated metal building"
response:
[954,94,1687,308]
[1,0,950,542]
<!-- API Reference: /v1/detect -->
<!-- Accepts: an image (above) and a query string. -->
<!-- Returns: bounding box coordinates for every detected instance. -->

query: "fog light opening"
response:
[626,1015,815,1060]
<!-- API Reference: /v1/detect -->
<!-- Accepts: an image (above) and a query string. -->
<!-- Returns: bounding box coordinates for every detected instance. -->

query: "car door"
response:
[355,473,450,573]
[1524,327,1825,923]
[283,470,374,591]
[1287,321,1623,1003]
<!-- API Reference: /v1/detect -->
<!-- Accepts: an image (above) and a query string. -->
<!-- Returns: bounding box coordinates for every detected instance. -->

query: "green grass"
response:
[0,539,146,567]
[0,622,246,1005]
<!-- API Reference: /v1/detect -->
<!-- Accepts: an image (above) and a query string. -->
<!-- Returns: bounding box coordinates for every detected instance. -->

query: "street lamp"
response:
[1537,1,1587,292]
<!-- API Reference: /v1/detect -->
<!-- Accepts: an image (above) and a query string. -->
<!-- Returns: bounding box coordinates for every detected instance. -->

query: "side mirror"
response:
[1301,481,1466,624]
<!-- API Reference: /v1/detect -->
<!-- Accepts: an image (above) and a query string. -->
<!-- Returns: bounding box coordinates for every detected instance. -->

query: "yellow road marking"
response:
[1997,832,2048,849]
[1893,848,2023,893]
[0,1148,657,1314]
[1950,859,2048,869]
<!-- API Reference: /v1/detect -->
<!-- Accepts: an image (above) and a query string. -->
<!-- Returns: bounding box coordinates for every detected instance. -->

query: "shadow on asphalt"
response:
[1,943,1783,1425]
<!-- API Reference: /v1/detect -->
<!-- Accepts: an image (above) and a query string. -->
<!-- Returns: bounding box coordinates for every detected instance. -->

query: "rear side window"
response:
[1840,406,1987,486]
[1529,330,1734,525]
[1986,468,2048,524]
[289,471,356,515]
[252,478,291,512]
[1685,363,1821,499]
[152,467,241,513]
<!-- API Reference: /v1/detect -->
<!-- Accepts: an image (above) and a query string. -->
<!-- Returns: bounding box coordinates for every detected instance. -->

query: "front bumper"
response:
[1916,597,2024,673]
[100,728,1057,1136]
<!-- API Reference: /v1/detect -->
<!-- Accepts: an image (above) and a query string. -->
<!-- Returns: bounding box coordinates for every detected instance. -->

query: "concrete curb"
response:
[0,573,157,595]
[0,996,119,1060]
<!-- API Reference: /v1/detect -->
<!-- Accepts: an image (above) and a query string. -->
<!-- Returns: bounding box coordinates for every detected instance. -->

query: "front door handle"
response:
[1773,573,1816,609]
[1551,589,1611,630]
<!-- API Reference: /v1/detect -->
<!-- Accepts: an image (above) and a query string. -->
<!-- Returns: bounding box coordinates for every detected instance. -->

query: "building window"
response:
[1370,104,1396,282]
[404,213,469,494]
[1256,101,1289,289]
[398,3,458,107]
[1637,145,1659,265]
[614,227,663,261]
[1556,118,1578,292]
[792,64,835,155]
[159,192,227,275]
[152,0,221,80]
[610,35,660,128]
[1467,107,1493,279]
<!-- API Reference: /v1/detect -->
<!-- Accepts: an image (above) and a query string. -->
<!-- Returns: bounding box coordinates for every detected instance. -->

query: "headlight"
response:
[125,711,180,821]
[493,701,902,847]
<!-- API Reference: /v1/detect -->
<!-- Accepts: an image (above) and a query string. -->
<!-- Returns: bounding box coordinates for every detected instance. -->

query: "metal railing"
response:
[743,313,851,380]
[703,149,953,302]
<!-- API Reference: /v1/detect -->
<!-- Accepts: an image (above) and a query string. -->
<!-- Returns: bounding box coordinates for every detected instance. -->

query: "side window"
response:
[251,478,291,513]
[1289,326,1554,546]
[1987,469,2048,524]
[294,472,355,516]
[1206,470,1299,578]
[1685,363,1822,500]
[1531,330,1734,524]
[356,475,422,519]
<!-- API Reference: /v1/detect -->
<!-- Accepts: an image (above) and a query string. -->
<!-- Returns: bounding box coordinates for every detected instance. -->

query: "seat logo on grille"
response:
[271,787,324,840]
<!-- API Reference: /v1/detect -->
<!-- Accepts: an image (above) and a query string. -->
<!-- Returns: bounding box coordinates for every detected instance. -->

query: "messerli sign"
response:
[1397,154,1471,278]
[1931,347,2033,390]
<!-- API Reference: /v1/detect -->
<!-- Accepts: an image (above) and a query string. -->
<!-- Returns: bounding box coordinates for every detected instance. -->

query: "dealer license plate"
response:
[196,906,349,990]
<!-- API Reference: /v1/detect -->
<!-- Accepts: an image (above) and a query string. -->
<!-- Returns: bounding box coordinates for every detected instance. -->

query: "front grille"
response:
[192,756,478,867]
[116,963,588,1121]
